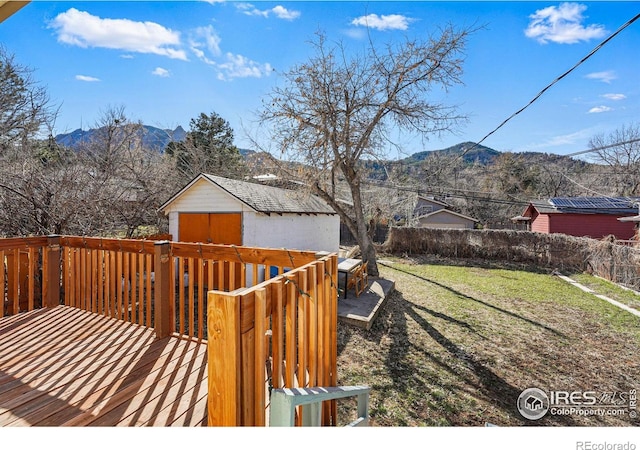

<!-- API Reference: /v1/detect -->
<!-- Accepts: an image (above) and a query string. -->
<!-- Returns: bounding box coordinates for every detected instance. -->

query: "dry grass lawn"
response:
[336,255,640,427]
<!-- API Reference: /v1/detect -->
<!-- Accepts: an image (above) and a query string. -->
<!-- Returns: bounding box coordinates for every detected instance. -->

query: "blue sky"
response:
[1,1,638,158]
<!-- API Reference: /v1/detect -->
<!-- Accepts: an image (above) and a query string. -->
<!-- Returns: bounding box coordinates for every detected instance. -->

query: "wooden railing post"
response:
[207,291,242,426]
[45,235,61,308]
[154,240,171,338]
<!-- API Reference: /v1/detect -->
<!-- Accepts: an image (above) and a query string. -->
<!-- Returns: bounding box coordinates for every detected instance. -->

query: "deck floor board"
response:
[0,306,208,427]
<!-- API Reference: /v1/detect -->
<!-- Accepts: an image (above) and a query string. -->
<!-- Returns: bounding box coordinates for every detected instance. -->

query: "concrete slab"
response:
[337,277,395,330]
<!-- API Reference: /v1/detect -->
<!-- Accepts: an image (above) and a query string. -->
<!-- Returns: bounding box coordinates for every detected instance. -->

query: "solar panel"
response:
[550,196,640,210]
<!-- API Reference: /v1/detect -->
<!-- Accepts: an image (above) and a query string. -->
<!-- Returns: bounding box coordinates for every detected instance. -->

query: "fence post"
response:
[45,235,61,308]
[154,240,171,339]
[208,291,242,426]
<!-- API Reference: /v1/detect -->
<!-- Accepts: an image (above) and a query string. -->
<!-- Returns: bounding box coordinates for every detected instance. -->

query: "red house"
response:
[515,197,640,240]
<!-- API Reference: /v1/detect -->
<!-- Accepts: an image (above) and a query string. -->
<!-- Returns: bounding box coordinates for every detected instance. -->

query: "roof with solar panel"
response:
[532,196,640,215]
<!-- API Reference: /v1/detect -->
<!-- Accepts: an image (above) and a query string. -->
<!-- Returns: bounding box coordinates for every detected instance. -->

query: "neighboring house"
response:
[513,196,640,240]
[413,196,478,229]
[159,173,340,253]
[413,196,449,216]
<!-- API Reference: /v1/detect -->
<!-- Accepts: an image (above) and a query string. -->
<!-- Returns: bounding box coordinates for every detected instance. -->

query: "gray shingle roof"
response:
[201,174,335,215]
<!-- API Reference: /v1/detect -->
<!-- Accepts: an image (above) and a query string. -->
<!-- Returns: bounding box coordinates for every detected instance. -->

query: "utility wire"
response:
[564,138,640,158]
[558,172,614,198]
[455,12,640,162]
[364,179,529,206]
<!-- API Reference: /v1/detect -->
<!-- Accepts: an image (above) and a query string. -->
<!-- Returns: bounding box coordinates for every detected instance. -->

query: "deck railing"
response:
[60,236,157,328]
[55,236,324,341]
[168,241,319,340]
[0,236,58,317]
[207,253,339,426]
[0,235,339,427]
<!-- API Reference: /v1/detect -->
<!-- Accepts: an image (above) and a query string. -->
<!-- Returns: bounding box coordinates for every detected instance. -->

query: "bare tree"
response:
[0,105,177,237]
[0,47,54,152]
[258,27,474,276]
[69,107,179,236]
[589,123,640,196]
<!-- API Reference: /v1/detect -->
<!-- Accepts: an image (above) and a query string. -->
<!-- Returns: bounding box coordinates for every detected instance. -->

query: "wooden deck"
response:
[0,306,207,426]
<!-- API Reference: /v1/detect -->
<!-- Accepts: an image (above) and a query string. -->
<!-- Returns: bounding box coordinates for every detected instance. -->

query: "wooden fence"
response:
[207,253,339,426]
[0,235,339,427]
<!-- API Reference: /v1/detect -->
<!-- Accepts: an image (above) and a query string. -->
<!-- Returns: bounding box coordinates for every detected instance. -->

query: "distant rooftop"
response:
[528,196,640,216]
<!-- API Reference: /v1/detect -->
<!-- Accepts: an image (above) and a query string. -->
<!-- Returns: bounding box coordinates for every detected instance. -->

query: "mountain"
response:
[55,125,187,152]
[361,141,501,180]
[401,141,501,166]
[55,125,259,158]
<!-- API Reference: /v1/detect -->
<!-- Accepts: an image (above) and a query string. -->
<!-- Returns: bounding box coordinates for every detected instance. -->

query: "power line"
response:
[564,138,640,158]
[457,11,640,162]
[364,179,529,206]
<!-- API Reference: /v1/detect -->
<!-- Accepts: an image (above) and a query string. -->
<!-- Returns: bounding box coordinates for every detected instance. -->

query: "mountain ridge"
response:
[54,124,579,171]
[55,125,187,152]
[54,124,257,158]
[401,141,501,165]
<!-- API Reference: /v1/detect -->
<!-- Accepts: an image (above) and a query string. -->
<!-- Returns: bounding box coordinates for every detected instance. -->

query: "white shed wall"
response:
[163,178,248,214]
[243,211,340,253]
[168,211,178,240]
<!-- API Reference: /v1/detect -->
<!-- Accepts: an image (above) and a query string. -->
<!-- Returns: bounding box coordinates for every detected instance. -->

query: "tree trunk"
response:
[357,224,379,277]
[348,174,379,277]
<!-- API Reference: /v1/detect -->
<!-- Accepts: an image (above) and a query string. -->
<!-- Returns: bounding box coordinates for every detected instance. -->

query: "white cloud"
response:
[235,3,300,20]
[545,129,594,146]
[184,23,271,81]
[585,70,617,84]
[271,6,300,20]
[152,67,170,77]
[343,27,367,40]
[190,25,222,62]
[351,14,411,31]
[75,75,100,82]
[49,8,187,60]
[519,127,598,152]
[524,3,606,44]
[235,3,267,18]
[601,93,626,101]
[216,53,272,81]
[588,105,613,114]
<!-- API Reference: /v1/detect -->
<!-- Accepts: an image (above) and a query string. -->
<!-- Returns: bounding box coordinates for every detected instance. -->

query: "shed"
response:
[413,196,478,229]
[159,174,340,253]
[416,209,478,229]
[516,196,639,240]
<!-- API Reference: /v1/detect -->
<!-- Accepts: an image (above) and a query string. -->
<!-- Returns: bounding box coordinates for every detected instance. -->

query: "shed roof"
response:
[416,196,449,208]
[419,208,479,223]
[160,173,336,215]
